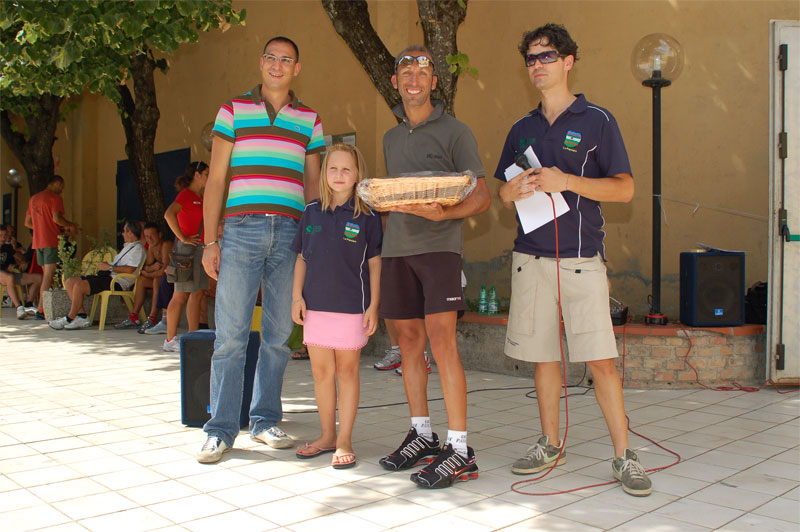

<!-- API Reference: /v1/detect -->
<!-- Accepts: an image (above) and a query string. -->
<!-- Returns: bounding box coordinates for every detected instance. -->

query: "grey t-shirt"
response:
[381,100,484,258]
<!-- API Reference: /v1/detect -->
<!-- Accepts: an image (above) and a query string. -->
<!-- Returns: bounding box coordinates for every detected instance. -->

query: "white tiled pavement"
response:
[1,308,798,531]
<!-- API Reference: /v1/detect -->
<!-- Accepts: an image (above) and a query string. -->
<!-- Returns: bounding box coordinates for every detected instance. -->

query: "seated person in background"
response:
[49,220,146,330]
[116,223,171,330]
[1,224,41,319]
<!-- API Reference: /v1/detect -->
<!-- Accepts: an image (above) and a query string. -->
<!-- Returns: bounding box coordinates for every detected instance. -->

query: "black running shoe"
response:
[379,428,441,471]
[410,443,478,489]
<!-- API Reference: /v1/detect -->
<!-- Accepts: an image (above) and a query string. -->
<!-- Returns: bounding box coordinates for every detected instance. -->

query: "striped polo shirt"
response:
[212,86,325,220]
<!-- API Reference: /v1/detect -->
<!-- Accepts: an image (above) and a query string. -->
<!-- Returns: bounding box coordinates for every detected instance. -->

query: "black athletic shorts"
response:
[380,252,465,320]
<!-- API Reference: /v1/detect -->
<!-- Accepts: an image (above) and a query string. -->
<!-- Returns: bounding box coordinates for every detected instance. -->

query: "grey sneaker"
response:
[144,319,167,334]
[163,336,180,352]
[252,426,294,449]
[512,435,566,475]
[374,347,401,370]
[196,436,229,463]
[396,351,432,375]
[612,448,652,496]
[115,317,139,329]
[64,315,91,330]
[16,305,27,319]
[49,316,69,330]
[137,317,156,333]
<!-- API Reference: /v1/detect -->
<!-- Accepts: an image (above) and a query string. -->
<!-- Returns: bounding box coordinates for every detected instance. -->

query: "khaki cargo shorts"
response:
[505,252,618,363]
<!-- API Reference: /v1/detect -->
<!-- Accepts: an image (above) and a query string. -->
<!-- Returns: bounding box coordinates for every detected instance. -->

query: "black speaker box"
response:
[680,251,745,327]
[180,329,260,427]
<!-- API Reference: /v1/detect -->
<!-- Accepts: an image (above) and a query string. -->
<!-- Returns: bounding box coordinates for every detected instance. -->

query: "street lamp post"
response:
[631,34,684,326]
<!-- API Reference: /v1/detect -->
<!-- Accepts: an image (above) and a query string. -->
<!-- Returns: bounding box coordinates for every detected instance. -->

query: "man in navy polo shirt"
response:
[495,23,652,497]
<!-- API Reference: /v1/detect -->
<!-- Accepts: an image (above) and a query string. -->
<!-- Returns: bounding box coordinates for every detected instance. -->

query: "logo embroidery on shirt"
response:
[305,225,322,234]
[563,130,581,152]
[343,222,360,242]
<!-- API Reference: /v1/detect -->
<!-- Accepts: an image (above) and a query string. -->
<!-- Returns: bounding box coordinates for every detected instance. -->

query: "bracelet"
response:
[204,241,218,248]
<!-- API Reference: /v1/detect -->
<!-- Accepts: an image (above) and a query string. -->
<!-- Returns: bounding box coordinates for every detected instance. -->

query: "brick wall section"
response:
[362,313,766,389]
[613,323,766,388]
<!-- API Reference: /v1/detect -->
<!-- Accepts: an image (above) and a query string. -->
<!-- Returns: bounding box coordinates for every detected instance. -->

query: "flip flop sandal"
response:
[332,453,357,469]
[295,443,335,459]
[291,348,309,360]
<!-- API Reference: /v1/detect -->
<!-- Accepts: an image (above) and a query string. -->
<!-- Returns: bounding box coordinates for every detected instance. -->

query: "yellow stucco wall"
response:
[2,0,797,317]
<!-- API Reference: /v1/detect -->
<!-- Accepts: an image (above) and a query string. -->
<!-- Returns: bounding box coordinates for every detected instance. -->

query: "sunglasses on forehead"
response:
[395,55,435,71]
[525,50,567,67]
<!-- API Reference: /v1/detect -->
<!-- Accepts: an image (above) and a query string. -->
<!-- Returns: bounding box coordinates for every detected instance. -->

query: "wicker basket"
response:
[357,172,476,210]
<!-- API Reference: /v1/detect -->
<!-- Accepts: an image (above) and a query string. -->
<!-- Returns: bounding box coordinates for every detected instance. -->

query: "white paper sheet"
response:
[503,146,570,234]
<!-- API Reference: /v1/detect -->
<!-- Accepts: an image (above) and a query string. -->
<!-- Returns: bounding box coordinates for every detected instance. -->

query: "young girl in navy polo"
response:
[290,144,382,469]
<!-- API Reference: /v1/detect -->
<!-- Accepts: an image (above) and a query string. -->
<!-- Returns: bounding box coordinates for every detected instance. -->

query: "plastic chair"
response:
[62,246,116,287]
[89,259,145,331]
[0,284,25,306]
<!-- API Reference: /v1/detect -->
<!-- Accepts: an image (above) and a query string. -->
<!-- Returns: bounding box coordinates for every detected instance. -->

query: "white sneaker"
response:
[374,347,402,370]
[163,336,180,352]
[16,305,27,319]
[49,316,69,330]
[64,315,91,329]
[252,426,294,449]
[196,436,229,463]
[24,306,38,315]
[145,319,167,334]
[396,352,432,375]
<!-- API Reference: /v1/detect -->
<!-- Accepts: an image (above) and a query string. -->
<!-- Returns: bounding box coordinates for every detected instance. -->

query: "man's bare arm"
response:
[201,136,234,280]
[303,152,321,204]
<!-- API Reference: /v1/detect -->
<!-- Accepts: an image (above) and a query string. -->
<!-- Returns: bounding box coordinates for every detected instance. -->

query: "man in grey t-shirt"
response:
[377,45,490,489]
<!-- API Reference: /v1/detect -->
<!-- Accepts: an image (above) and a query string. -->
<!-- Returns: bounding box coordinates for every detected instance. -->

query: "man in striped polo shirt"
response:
[197,36,325,463]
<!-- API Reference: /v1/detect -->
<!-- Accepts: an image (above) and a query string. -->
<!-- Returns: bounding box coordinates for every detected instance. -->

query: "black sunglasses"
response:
[525,50,566,67]
[395,55,434,71]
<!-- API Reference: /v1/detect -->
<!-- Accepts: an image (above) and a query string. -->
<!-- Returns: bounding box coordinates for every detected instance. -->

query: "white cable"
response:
[654,194,768,222]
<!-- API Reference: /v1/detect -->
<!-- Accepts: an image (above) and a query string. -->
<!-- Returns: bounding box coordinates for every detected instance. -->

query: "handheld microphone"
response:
[514,153,531,170]
[515,153,550,196]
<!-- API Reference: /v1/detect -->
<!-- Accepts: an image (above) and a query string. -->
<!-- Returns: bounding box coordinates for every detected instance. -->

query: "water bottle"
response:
[488,286,498,315]
[478,285,487,314]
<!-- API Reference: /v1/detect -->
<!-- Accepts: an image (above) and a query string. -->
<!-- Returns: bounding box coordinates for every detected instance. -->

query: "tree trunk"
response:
[321,0,467,118]
[417,0,467,117]
[116,51,165,225]
[0,93,63,194]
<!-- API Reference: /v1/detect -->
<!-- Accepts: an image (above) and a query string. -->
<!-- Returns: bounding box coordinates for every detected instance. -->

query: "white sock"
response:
[391,345,400,350]
[446,430,468,458]
[411,417,433,440]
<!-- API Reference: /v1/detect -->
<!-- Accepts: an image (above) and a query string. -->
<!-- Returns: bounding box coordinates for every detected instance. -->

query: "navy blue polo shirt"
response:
[494,94,632,259]
[291,199,383,314]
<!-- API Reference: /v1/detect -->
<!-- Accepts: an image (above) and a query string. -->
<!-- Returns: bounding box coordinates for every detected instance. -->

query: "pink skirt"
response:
[303,310,369,351]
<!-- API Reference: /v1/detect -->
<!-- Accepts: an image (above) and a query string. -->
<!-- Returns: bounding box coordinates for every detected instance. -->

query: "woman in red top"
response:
[163,161,209,352]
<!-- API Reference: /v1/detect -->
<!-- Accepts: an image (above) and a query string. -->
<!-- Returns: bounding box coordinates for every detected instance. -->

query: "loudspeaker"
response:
[680,251,745,326]
[180,329,260,427]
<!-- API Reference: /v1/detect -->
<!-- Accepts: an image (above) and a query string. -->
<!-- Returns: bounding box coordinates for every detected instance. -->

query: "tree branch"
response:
[321,0,400,113]
[417,0,467,116]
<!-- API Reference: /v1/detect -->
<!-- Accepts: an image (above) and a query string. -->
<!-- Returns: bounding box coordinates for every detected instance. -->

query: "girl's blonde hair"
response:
[319,143,371,218]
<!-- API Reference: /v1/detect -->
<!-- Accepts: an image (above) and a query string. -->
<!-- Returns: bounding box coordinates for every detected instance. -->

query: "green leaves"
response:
[446,51,479,78]
[1,0,245,110]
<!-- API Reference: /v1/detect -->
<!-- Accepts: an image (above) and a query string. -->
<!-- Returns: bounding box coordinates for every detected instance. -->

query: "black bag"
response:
[166,250,194,283]
[744,281,767,324]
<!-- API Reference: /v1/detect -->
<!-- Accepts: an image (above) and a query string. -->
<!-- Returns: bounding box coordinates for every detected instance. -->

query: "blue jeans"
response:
[204,214,298,447]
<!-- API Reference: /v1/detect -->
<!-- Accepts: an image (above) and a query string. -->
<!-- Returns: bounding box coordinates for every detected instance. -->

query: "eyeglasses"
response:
[395,55,434,71]
[262,53,296,65]
[525,50,566,67]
